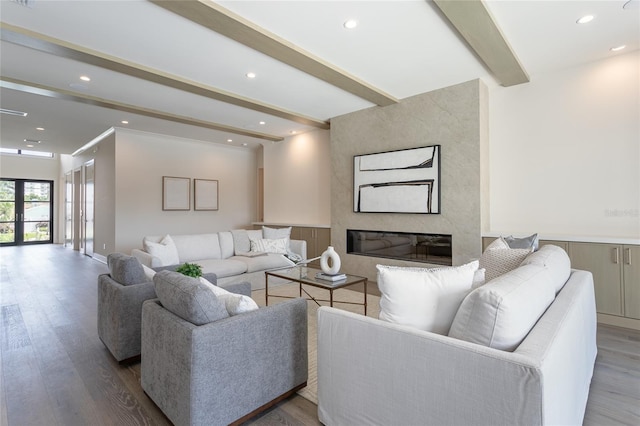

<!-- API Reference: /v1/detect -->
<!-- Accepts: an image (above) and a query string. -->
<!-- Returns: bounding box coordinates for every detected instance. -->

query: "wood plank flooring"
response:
[1,244,638,426]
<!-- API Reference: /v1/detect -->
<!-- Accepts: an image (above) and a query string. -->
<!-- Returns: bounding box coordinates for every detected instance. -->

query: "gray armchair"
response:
[98,253,250,363]
[141,270,308,426]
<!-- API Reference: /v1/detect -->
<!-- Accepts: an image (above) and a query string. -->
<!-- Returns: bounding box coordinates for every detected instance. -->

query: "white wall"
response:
[0,153,62,243]
[113,129,257,253]
[263,129,331,225]
[489,50,639,239]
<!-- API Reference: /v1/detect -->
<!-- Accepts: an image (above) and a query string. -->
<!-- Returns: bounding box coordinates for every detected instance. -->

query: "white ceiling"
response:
[0,0,638,155]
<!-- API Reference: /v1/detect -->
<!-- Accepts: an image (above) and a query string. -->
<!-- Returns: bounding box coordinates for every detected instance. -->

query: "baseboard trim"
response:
[93,253,107,264]
[598,313,640,331]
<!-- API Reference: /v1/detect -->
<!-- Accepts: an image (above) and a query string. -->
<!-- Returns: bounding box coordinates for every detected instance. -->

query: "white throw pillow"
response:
[376,260,479,335]
[144,235,179,266]
[250,238,288,254]
[199,277,259,316]
[480,247,532,282]
[263,226,291,240]
[263,226,291,250]
[142,264,156,280]
[449,264,555,351]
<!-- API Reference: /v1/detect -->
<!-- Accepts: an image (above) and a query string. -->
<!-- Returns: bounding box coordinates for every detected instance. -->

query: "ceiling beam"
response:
[150,0,399,106]
[0,22,329,130]
[433,0,529,87]
[0,77,284,142]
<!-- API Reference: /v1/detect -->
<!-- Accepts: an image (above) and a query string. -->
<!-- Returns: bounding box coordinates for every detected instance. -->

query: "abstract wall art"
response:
[353,145,441,214]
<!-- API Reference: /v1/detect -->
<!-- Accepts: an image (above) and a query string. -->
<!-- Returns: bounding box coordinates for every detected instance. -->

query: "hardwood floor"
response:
[1,244,638,426]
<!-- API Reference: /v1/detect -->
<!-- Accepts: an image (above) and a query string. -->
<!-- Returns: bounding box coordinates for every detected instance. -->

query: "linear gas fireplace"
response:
[347,229,452,266]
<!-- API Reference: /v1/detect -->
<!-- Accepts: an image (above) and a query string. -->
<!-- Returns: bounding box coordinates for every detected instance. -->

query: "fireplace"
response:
[346,229,452,266]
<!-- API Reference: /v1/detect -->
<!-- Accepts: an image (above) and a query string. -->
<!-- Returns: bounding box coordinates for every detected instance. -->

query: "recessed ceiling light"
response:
[24,139,41,144]
[36,127,44,131]
[242,143,248,146]
[246,72,256,79]
[610,45,627,52]
[121,120,129,124]
[344,19,358,29]
[576,15,594,24]
[227,139,233,143]
[80,75,91,82]
[259,121,266,125]
[290,131,297,135]
[0,108,28,117]
[26,144,34,148]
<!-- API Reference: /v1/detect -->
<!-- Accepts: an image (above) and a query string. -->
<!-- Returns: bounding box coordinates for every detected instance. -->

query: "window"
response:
[0,148,54,158]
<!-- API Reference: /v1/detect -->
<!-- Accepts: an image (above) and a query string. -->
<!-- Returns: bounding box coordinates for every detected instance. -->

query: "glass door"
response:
[0,179,53,246]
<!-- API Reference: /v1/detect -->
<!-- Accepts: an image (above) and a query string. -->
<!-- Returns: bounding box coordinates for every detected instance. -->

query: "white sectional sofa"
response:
[317,244,598,425]
[131,229,306,290]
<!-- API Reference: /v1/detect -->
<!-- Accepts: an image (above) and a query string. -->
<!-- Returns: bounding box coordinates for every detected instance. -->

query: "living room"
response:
[1,1,638,425]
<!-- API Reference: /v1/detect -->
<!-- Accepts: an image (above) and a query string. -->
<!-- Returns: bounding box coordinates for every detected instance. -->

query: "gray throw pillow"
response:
[231,229,251,255]
[153,270,229,326]
[107,253,147,286]
[504,233,539,251]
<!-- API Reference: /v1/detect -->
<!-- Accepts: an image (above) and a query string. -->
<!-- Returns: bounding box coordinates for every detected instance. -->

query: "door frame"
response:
[0,178,54,246]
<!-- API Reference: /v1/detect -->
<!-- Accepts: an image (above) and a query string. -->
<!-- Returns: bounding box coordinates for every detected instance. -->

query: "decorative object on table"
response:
[320,246,341,275]
[315,272,347,282]
[162,176,190,211]
[194,178,219,211]
[175,262,203,278]
[353,145,441,214]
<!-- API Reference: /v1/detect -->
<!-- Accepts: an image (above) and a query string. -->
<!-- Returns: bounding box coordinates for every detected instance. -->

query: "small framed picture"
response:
[162,176,190,211]
[194,179,219,211]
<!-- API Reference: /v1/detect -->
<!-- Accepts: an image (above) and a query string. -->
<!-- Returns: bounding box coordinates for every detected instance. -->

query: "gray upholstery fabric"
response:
[231,229,251,254]
[504,233,539,250]
[141,297,308,426]
[153,270,228,326]
[97,274,156,361]
[107,252,147,286]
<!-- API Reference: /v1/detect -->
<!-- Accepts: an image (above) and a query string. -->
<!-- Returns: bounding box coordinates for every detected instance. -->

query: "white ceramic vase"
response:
[320,246,341,275]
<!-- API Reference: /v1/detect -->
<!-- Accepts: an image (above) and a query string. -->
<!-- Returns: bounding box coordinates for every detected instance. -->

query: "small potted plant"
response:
[175,262,203,278]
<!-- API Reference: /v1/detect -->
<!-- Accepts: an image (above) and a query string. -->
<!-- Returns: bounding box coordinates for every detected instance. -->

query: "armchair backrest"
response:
[107,253,147,286]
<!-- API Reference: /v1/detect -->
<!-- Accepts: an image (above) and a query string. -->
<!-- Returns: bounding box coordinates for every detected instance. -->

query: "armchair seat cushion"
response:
[154,270,228,326]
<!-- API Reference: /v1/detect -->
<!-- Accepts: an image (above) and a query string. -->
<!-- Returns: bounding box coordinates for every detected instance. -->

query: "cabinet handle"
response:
[613,247,619,264]
[624,248,631,265]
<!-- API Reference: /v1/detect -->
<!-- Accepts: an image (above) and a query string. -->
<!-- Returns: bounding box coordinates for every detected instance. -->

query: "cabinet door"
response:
[298,228,316,258]
[623,245,640,319]
[569,242,623,316]
[315,228,331,253]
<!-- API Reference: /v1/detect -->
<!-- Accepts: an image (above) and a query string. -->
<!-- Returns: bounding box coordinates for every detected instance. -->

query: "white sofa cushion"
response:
[520,244,571,293]
[143,235,179,266]
[377,261,479,335]
[171,233,222,262]
[233,253,295,273]
[195,259,247,278]
[263,226,291,248]
[448,264,555,351]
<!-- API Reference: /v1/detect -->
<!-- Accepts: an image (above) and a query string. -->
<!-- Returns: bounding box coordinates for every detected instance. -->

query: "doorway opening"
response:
[0,179,54,246]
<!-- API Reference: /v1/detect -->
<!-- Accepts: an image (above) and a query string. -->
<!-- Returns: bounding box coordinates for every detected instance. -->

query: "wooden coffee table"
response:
[265,266,368,315]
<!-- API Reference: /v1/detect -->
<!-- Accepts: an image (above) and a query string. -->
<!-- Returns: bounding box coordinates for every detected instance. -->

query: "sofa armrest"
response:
[290,239,307,260]
[141,297,307,426]
[97,274,157,361]
[317,307,543,426]
[131,248,160,267]
[218,281,251,296]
